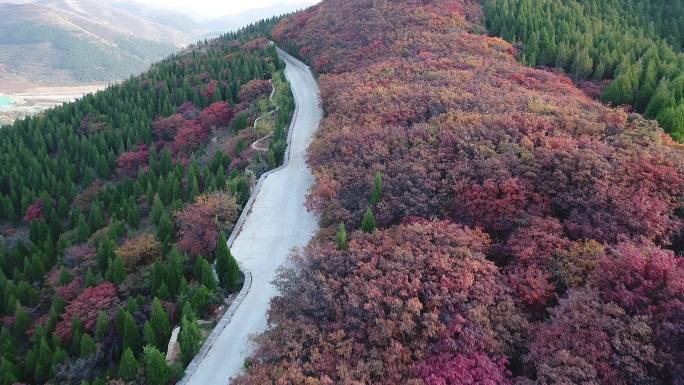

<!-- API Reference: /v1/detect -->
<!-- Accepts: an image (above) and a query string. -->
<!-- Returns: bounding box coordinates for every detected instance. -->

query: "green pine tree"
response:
[215,233,240,290]
[95,311,109,339]
[122,311,141,354]
[150,298,171,350]
[143,321,156,348]
[179,314,203,365]
[106,256,127,286]
[370,172,383,205]
[336,223,348,250]
[360,209,377,233]
[75,214,90,243]
[118,347,139,381]
[143,345,170,385]
[84,268,97,287]
[80,333,96,358]
[194,257,218,292]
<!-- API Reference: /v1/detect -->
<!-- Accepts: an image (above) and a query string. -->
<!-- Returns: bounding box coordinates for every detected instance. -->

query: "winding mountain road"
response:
[181,47,322,384]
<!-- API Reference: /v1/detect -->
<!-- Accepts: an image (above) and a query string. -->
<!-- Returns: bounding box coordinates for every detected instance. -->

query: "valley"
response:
[0,84,106,126]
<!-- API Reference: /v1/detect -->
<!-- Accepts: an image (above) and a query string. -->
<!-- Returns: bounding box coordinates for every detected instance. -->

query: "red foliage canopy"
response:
[23,198,44,222]
[175,201,218,257]
[199,101,234,129]
[233,0,684,383]
[153,113,187,141]
[237,79,271,103]
[174,120,210,155]
[116,144,149,177]
[55,282,118,341]
[234,221,526,384]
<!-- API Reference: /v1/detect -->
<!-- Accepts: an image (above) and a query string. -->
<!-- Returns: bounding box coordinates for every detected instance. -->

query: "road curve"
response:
[182,48,321,384]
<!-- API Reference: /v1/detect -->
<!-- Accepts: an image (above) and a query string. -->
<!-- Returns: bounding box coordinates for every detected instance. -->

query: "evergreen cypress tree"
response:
[80,334,96,358]
[143,345,170,385]
[336,223,348,250]
[156,212,174,243]
[75,214,90,243]
[106,256,127,286]
[370,172,383,205]
[84,268,97,287]
[95,311,109,339]
[165,248,184,296]
[118,347,139,381]
[143,321,156,348]
[122,311,141,354]
[194,257,218,292]
[88,202,105,231]
[150,298,171,350]
[215,233,240,290]
[360,209,377,234]
[179,313,203,365]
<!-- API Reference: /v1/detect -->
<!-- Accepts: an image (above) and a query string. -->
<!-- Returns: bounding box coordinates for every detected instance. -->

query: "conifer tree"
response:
[88,202,105,231]
[143,321,156,348]
[143,345,170,385]
[75,214,90,243]
[194,257,218,292]
[118,347,139,381]
[216,233,240,290]
[85,268,97,287]
[156,211,174,243]
[80,333,96,357]
[95,311,109,339]
[150,298,171,350]
[360,209,376,233]
[165,248,184,296]
[371,172,383,205]
[106,256,127,286]
[336,223,348,250]
[179,313,202,365]
[122,311,141,354]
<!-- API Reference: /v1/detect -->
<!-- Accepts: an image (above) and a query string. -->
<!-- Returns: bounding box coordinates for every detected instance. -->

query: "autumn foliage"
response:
[55,283,118,341]
[23,199,44,222]
[236,0,684,383]
[175,192,238,257]
[115,233,162,269]
[116,144,149,177]
[200,101,233,129]
[237,79,271,103]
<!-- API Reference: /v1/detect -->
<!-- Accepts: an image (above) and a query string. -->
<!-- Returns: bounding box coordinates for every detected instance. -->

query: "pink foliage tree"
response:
[55,282,118,341]
[174,120,210,155]
[175,202,218,257]
[23,199,44,222]
[116,144,149,177]
[200,101,234,129]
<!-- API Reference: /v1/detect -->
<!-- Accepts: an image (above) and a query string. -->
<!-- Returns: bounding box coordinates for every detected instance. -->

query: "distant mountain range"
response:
[0,0,312,86]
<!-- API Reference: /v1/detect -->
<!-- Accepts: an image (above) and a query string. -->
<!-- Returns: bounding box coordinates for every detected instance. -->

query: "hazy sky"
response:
[137,0,319,19]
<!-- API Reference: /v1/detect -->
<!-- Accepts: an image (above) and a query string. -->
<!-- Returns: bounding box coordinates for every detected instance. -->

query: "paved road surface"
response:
[183,48,322,384]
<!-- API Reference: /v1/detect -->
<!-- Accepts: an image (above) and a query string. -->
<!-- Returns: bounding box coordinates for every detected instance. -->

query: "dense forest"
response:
[483,0,684,141]
[235,1,684,385]
[0,17,294,385]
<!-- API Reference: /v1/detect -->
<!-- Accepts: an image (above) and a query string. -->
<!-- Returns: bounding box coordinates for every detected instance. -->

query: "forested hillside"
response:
[0,18,294,385]
[236,1,684,384]
[483,0,684,141]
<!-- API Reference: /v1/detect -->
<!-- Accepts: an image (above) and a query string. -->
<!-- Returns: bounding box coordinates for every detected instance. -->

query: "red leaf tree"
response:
[200,101,234,129]
[237,79,271,103]
[174,120,210,155]
[23,199,44,222]
[55,282,118,341]
[175,192,238,257]
[233,221,526,384]
[153,113,187,141]
[116,144,149,177]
